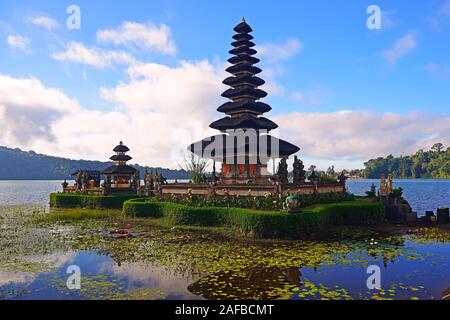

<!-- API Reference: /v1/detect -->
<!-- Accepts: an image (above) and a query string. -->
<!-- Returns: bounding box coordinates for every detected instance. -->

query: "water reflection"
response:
[0,251,199,300]
[1,238,449,300]
[188,267,302,300]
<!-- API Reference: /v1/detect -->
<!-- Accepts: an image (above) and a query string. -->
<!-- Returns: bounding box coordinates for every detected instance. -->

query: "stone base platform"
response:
[160,182,346,197]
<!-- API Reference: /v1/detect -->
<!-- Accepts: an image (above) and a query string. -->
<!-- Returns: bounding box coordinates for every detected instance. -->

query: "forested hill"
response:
[0,146,188,180]
[364,143,450,179]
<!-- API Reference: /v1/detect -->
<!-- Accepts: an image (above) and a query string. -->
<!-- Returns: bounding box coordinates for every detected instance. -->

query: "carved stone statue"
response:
[133,171,140,194]
[76,171,83,191]
[338,171,348,183]
[387,174,393,194]
[380,173,387,196]
[277,158,289,184]
[293,156,306,184]
[94,175,101,188]
[61,180,68,192]
[144,170,154,196]
[159,173,167,185]
[81,171,89,192]
[103,175,111,195]
[284,194,302,213]
[308,169,319,184]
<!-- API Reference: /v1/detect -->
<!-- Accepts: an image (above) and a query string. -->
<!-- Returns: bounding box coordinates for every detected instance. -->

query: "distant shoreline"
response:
[2,178,450,182]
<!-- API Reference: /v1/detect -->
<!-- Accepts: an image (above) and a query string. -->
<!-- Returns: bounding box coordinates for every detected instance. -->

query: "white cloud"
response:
[0,74,79,145]
[1,72,449,170]
[381,10,398,29]
[382,33,417,66]
[425,63,450,80]
[273,110,450,162]
[292,89,327,108]
[28,15,58,30]
[51,42,137,69]
[96,21,176,56]
[429,0,450,31]
[7,35,31,53]
[256,38,303,63]
[94,60,225,166]
[253,38,303,98]
[0,60,224,167]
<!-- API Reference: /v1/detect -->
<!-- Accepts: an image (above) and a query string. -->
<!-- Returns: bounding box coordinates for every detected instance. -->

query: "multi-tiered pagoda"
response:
[189,19,299,184]
[102,141,139,193]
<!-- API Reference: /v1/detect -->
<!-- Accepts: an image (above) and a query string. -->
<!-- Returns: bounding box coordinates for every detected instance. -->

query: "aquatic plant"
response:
[1,205,449,300]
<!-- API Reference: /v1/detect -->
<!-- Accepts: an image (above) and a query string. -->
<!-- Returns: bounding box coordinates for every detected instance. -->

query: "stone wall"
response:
[160,182,346,197]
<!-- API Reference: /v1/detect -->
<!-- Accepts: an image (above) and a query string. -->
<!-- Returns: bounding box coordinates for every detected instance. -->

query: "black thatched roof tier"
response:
[110,154,132,162]
[231,39,255,48]
[223,75,265,87]
[228,55,260,65]
[229,47,257,56]
[186,20,300,161]
[210,115,278,131]
[225,64,262,76]
[234,20,253,33]
[188,134,300,162]
[217,100,272,114]
[102,165,137,175]
[222,87,267,100]
[113,141,129,153]
[232,33,253,41]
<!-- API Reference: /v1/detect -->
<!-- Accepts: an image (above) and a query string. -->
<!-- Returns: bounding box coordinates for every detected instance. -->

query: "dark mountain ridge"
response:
[0,146,188,180]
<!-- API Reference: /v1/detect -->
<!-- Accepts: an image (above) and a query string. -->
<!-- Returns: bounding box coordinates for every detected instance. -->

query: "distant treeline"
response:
[363,143,450,179]
[0,146,189,180]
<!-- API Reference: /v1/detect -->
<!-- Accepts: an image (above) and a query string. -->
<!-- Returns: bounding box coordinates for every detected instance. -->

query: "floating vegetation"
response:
[51,273,167,300]
[1,205,449,300]
[407,228,450,243]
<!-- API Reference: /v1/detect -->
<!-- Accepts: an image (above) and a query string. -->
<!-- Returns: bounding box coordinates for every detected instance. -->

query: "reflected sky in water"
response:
[0,251,200,300]
[1,240,449,300]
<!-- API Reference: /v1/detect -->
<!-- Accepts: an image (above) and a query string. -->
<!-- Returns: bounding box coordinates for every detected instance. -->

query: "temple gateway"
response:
[63,19,347,197]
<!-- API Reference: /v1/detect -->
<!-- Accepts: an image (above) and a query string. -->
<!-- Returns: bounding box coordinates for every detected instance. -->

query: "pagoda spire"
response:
[188,20,300,173]
[210,19,278,132]
[110,141,132,166]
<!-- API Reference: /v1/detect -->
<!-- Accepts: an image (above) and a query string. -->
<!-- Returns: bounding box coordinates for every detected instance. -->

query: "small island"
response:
[50,20,449,239]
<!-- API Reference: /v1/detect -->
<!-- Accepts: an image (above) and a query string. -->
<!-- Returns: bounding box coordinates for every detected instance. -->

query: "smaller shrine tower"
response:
[102,141,139,194]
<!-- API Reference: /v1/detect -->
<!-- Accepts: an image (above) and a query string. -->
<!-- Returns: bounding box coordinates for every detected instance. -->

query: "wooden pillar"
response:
[245,154,250,179]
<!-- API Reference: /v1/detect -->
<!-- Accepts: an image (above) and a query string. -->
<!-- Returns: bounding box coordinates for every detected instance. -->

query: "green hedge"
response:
[123,198,386,238]
[157,192,355,211]
[50,193,142,209]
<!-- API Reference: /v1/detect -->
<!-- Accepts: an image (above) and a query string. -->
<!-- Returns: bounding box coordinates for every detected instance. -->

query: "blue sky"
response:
[0,0,449,170]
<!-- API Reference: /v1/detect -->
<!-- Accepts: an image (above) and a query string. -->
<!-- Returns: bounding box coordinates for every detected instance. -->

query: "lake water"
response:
[1,179,449,215]
[347,179,450,216]
[0,181,449,300]
[1,230,449,300]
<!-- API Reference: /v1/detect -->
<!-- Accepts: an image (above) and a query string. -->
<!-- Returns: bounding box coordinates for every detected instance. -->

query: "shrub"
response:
[50,193,142,209]
[123,198,385,239]
[155,192,355,211]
